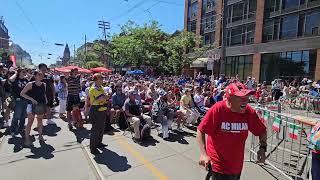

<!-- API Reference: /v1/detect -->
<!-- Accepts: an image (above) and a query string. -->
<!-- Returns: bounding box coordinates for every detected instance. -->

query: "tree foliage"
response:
[85,60,103,69]
[77,20,203,74]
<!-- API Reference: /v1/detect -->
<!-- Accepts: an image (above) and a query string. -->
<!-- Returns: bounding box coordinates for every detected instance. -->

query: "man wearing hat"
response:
[197,82,267,180]
[152,89,173,140]
[123,89,152,143]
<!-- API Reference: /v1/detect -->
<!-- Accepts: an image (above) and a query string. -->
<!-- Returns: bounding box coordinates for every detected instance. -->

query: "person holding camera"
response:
[197,82,267,180]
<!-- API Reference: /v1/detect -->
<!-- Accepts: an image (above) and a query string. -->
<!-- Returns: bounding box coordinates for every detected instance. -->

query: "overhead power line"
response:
[15,0,45,45]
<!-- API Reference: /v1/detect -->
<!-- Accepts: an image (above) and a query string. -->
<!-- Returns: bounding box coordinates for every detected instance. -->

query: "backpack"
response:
[308,122,320,151]
[139,117,151,140]
[117,112,128,130]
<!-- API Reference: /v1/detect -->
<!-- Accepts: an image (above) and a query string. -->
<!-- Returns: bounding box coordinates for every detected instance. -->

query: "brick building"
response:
[0,17,9,50]
[185,0,320,82]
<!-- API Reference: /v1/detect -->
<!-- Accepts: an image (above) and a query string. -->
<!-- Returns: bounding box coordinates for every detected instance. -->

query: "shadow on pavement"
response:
[94,147,132,172]
[8,136,24,153]
[43,124,62,137]
[26,141,55,160]
[140,136,160,147]
[70,127,90,143]
[159,130,196,145]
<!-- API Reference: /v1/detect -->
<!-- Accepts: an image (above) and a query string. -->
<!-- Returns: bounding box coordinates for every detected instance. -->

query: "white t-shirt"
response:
[104,86,113,95]
[193,94,204,107]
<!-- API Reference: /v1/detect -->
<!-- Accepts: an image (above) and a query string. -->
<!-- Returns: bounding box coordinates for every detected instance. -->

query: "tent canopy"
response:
[126,70,144,75]
[90,67,112,73]
[55,65,91,73]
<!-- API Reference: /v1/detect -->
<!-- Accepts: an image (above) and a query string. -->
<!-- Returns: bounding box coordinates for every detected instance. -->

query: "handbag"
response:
[32,103,46,115]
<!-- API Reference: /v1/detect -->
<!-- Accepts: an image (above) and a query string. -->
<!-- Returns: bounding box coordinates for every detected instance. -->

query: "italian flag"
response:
[262,111,270,122]
[289,123,301,140]
[272,117,281,132]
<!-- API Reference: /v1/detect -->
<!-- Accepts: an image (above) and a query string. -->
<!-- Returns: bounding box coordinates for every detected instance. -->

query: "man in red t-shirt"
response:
[197,82,267,180]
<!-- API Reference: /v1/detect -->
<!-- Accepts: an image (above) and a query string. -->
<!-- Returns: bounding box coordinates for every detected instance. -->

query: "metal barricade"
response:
[249,107,317,180]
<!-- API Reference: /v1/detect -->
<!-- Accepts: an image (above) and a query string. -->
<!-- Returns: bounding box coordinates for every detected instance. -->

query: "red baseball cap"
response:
[225,82,255,98]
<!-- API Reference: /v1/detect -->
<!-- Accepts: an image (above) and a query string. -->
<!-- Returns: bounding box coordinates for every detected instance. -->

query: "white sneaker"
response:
[3,121,9,128]
[47,119,56,125]
[176,127,184,133]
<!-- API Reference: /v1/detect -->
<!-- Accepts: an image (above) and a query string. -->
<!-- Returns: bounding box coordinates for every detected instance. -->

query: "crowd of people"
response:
[0,63,319,180]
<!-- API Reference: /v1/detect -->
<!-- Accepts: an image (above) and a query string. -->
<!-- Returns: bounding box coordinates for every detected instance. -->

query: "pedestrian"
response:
[66,68,81,130]
[38,63,55,125]
[197,82,267,180]
[9,68,28,136]
[88,73,108,154]
[20,70,47,146]
[57,75,68,119]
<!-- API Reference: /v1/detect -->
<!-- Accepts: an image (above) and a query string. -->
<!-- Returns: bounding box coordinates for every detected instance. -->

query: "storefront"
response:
[260,50,317,83]
[224,55,253,81]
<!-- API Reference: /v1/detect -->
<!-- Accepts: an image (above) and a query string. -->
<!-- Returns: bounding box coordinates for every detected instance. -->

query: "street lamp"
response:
[54,43,64,46]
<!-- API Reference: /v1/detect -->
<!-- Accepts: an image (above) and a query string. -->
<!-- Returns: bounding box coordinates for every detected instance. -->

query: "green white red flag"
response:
[289,123,301,140]
[272,117,281,132]
[262,111,270,123]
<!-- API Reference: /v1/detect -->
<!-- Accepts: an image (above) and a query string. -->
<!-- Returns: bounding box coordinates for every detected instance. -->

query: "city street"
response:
[0,111,276,180]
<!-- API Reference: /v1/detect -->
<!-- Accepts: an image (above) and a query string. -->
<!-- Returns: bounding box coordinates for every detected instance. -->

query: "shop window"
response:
[260,50,317,83]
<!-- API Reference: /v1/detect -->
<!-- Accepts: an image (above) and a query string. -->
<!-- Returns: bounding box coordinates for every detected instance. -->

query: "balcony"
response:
[269,1,320,18]
[226,16,256,28]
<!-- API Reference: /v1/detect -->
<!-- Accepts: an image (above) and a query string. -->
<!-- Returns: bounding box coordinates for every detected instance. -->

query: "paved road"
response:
[0,114,278,180]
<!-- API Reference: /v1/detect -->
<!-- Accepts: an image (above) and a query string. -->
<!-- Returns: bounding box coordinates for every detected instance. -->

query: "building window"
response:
[227,23,255,46]
[305,11,320,36]
[260,50,317,83]
[202,0,216,13]
[188,1,198,19]
[201,11,216,34]
[188,20,197,33]
[225,55,253,81]
[203,32,215,45]
[280,14,298,39]
[282,0,300,9]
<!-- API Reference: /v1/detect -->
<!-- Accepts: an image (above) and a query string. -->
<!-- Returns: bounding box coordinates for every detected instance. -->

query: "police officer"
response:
[88,73,108,154]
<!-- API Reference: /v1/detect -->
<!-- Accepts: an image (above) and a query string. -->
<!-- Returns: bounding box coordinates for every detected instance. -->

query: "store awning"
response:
[190,58,208,68]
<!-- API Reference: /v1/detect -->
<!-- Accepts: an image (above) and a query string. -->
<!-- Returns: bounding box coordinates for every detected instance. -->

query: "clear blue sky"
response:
[1,0,185,65]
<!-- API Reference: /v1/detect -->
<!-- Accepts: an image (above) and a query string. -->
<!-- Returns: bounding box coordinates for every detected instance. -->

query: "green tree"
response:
[163,31,200,74]
[85,61,103,69]
[107,21,167,68]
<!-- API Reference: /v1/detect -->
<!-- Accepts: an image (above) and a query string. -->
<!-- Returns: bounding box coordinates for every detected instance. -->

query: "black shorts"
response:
[47,94,54,108]
[66,95,81,112]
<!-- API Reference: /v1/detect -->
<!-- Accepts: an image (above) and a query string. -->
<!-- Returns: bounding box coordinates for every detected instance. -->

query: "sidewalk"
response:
[0,117,277,180]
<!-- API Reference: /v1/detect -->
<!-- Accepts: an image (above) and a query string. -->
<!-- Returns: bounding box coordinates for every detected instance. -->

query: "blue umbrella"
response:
[126,70,144,75]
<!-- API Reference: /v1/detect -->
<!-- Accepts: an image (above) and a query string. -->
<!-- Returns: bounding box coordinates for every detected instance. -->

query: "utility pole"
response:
[98,20,111,66]
[73,44,76,65]
[84,35,87,62]
[219,0,228,75]
[98,20,110,43]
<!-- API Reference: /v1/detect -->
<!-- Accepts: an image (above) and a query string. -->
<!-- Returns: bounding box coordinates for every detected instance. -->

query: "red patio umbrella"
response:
[90,67,112,73]
[55,67,70,73]
[58,65,92,73]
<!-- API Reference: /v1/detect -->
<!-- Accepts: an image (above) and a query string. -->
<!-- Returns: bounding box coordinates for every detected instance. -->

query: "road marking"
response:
[113,134,168,180]
[81,142,107,180]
